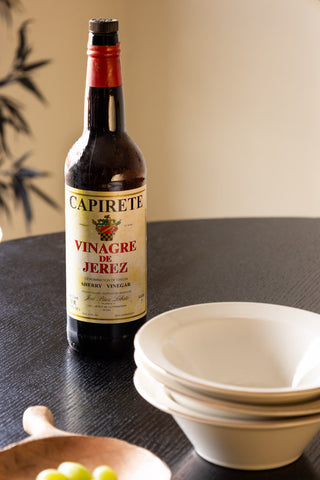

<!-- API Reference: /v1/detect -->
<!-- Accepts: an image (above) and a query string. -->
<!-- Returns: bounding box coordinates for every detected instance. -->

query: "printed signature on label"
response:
[84,294,130,303]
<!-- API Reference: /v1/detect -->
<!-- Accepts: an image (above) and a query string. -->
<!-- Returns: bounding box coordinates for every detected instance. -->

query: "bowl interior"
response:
[135,303,320,393]
[162,316,320,389]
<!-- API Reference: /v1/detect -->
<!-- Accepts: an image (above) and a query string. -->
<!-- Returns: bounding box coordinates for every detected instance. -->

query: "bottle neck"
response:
[83,33,125,134]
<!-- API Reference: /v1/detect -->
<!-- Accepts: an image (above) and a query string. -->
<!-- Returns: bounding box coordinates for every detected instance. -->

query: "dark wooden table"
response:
[2,218,320,479]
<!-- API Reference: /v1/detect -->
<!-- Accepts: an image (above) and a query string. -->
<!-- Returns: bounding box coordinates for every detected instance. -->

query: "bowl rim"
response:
[133,367,320,430]
[134,349,320,418]
[134,302,320,402]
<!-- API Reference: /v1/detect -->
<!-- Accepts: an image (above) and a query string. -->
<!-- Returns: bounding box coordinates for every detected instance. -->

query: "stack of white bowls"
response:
[133,302,320,471]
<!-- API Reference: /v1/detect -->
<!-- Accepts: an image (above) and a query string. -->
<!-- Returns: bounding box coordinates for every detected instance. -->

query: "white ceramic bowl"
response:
[135,349,320,419]
[134,302,320,404]
[133,367,320,470]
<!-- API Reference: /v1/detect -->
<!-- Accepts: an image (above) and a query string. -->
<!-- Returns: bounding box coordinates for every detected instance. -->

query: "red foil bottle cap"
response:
[87,43,122,88]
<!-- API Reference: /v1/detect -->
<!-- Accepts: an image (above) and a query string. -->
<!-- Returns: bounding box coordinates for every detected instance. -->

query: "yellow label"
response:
[65,185,146,324]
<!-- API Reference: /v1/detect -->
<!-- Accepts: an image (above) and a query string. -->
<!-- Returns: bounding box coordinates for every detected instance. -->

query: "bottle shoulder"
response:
[65,131,146,191]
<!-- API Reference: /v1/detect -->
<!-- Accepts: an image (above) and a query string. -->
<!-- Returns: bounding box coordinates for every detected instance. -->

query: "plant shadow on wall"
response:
[0,0,59,236]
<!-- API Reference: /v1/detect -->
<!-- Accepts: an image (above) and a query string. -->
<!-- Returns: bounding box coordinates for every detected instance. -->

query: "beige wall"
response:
[1,0,320,240]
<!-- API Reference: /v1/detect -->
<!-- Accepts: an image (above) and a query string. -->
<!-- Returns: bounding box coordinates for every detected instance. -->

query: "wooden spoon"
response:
[0,405,172,480]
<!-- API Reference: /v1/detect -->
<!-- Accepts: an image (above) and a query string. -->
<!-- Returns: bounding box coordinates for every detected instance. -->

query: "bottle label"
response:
[65,185,146,324]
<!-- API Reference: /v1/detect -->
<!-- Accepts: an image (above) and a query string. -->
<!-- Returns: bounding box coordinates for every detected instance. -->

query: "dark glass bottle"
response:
[65,18,147,358]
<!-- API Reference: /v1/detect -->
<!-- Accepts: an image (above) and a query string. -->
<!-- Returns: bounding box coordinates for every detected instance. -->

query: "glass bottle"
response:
[65,18,147,357]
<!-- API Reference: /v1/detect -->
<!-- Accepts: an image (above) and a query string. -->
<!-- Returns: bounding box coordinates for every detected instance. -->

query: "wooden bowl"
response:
[0,406,171,480]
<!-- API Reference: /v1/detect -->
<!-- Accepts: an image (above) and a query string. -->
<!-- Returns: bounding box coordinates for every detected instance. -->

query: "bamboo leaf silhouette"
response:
[12,21,51,102]
[12,151,32,168]
[0,182,10,218]
[0,0,22,25]
[22,60,50,72]
[10,152,60,222]
[0,2,58,228]
[0,96,30,132]
[0,115,9,154]
[0,95,30,154]
[12,175,32,223]
[11,152,34,222]
[17,75,46,102]
[28,183,60,210]
[15,20,32,64]
[15,167,47,178]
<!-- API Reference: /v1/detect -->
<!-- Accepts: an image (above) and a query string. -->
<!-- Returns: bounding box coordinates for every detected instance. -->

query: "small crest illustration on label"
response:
[92,214,121,241]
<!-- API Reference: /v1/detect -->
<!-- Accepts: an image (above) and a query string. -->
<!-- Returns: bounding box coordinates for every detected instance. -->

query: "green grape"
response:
[92,465,118,480]
[36,469,68,480]
[57,462,92,480]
